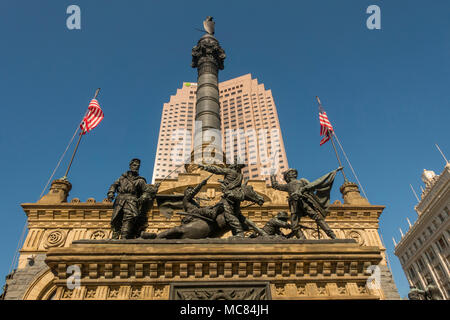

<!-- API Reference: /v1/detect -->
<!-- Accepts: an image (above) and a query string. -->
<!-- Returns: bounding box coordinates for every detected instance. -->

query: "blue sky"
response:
[0,0,449,298]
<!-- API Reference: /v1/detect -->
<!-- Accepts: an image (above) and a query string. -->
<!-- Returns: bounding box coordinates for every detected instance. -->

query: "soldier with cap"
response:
[107,158,160,239]
[197,162,249,237]
[261,212,291,238]
[271,167,342,239]
[181,176,224,224]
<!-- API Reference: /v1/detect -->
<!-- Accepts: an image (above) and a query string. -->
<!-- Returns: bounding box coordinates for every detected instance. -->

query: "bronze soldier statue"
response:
[107,158,160,239]
[181,176,224,224]
[140,176,224,239]
[197,163,265,237]
[271,167,342,239]
[261,211,291,238]
[424,275,443,300]
[134,182,160,237]
[197,163,247,237]
[407,285,425,300]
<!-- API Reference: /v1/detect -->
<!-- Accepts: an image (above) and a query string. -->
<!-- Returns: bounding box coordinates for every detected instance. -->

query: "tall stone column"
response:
[189,32,226,167]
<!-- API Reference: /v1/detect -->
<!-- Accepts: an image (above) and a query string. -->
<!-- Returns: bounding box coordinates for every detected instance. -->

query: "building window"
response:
[426,247,436,261]
[436,237,448,252]
[408,267,417,279]
[417,257,426,271]
[434,263,445,280]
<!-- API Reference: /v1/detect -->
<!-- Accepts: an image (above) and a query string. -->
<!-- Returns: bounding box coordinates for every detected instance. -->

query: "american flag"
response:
[319,105,334,145]
[80,99,104,135]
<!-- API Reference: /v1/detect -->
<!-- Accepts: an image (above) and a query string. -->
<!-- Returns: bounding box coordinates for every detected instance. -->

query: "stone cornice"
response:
[415,164,449,215]
[21,202,382,223]
[42,240,384,300]
[45,240,381,298]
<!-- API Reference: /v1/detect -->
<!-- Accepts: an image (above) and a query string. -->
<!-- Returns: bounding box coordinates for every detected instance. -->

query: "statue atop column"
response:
[203,16,215,35]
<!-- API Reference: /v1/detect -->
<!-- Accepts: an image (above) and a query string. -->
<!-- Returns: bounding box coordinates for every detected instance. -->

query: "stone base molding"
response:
[43,239,383,300]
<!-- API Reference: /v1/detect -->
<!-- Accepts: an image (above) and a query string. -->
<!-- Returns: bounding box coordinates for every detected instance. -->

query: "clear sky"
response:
[0,0,449,299]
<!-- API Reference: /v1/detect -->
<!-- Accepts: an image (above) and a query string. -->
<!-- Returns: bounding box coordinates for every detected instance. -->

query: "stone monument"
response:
[1,17,400,300]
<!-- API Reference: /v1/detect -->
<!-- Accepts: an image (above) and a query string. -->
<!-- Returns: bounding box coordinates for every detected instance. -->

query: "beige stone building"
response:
[1,171,400,300]
[152,74,289,184]
[394,163,450,299]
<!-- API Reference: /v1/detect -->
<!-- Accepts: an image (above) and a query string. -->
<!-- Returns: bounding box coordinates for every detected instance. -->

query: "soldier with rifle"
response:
[198,162,267,238]
[270,167,342,239]
[107,158,160,239]
[180,174,224,224]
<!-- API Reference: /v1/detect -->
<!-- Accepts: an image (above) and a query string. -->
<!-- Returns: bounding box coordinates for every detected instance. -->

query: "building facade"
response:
[394,163,450,299]
[152,74,289,183]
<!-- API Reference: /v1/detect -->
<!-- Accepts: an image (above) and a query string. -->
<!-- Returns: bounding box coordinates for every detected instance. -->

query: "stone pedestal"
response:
[44,239,383,300]
[38,179,72,204]
[340,181,369,205]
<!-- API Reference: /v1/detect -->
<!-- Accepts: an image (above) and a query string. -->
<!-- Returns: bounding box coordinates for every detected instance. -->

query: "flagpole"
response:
[316,96,348,182]
[330,133,348,181]
[62,88,101,180]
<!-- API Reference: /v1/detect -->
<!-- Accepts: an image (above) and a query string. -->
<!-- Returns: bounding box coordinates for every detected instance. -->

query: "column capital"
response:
[191,34,226,70]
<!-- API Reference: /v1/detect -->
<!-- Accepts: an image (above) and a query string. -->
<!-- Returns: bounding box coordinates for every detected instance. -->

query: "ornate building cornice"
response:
[415,163,450,216]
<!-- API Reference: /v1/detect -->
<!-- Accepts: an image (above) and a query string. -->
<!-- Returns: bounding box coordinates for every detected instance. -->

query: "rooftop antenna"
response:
[410,184,420,202]
[435,144,448,164]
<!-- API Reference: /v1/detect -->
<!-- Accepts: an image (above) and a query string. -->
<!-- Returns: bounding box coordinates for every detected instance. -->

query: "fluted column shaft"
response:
[196,61,220,132]
[191,34,226,153]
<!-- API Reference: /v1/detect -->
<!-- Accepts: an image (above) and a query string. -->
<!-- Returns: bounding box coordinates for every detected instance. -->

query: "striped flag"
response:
[319,105,334,145]
[80,99,104,135]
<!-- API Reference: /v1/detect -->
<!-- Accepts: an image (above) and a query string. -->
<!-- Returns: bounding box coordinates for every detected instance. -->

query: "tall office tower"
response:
[152,74,289,183]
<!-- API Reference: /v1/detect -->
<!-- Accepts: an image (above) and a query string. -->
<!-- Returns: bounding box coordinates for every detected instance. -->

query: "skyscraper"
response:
[152,74,289,183]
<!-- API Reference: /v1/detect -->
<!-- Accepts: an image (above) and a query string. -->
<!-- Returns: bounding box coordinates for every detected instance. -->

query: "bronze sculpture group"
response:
[103,17,340,241]
[408,275,444,300]
[107,158,341,241]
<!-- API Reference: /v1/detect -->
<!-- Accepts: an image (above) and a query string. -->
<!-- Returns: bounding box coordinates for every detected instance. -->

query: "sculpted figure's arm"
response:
[270,175,289,192]
[186,179,207,201]
[226,173,243,190]
[107,178,120,201]
[272,218,291,229]
[297,178,311,194]
[137,178,153,204]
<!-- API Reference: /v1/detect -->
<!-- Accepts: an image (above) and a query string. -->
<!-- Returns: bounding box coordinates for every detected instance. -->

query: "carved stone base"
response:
[44,239,383,300]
